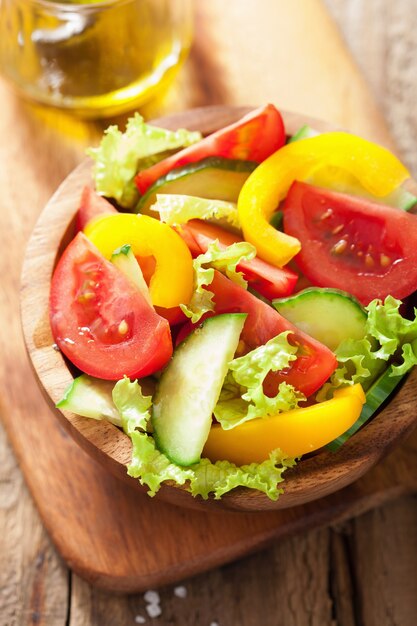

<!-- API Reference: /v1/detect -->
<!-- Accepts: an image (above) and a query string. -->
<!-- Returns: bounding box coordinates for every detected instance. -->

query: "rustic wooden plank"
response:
[160,530,334,626]
[328,525,357,626]
[258,530,333,626]
[69,577,136,626]
[350,497,417,626]
[69,529,335,626]
[69,494,417,626]
[0,423,69,626]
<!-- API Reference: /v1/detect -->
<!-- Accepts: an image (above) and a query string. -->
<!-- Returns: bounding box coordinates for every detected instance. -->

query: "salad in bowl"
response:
[23,105,417,510]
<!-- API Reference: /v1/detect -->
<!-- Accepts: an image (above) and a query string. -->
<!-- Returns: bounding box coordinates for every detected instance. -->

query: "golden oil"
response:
[0,0,193,118]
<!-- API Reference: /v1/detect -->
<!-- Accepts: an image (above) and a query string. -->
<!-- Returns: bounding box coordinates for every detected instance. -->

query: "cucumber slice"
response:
[327,365,406,451]
[136,157,257,214]
[270,210,283,231]
[273,288,367,352]
[152,313,246,466]
[381,186,417,211]
[57,374,121,427]
[111,244,152,305]
[288,125,319,143]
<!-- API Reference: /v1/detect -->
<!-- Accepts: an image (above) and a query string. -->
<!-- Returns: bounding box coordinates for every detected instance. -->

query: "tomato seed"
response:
[380,253,391,267]
[365,253,375,267]
[331,224,344,235]
[118,320,129,335]
[320,209,333,220]
[331,239,348,254]
[78,291,95,302]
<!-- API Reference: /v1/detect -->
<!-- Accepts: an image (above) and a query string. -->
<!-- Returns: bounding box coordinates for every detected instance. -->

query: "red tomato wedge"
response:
[76,186,117,232]
[177,271,337,397]
[283,181,417,305]
[179,219,298,299]
[50,232,172,380]
[135,104,286,195]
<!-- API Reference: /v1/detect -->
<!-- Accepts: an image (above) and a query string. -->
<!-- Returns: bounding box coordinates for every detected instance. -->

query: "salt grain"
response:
[146,604,162,618]
[134,616,146,624]
[144,590,160,605]
[174,585,187,599]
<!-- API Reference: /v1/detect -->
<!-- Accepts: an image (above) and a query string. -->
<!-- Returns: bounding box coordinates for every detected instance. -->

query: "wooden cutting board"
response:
[1,0,417,593]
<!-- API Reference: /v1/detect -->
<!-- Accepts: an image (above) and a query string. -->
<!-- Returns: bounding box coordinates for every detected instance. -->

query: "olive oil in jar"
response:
[0,0,193,117]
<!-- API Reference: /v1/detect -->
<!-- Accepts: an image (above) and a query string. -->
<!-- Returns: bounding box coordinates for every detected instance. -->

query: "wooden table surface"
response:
[1,1,417,624]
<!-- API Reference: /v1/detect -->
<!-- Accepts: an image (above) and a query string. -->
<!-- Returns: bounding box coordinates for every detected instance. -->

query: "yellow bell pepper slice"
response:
[238,132,410,267]
[203,384,366,464]
[84,213,193,309]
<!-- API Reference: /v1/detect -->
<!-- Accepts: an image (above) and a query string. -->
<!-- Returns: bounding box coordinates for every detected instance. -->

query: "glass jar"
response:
[0,0,193,118]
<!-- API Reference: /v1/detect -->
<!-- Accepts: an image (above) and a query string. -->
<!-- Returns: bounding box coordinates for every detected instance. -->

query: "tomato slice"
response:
[50,232,173,380]
[135,104,286,195]
[76,186,117,232]
[179,219,298,299]
[283,181,417,305]
[177,271,337,397]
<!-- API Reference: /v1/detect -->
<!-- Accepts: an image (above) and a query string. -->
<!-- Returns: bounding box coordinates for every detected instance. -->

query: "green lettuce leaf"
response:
[112,377,152,435]
[189,452,296,500]
[180,240,256,323]
[87,113,201,209]
[317,296,417,401]
[152,194,240,228]
[113,373,297,501]
[128,431,194,495]
[391,339,417,375]
[127,430,296,501]
[366,296,417,358]
[179,258,215,324]
[214,332,304,429]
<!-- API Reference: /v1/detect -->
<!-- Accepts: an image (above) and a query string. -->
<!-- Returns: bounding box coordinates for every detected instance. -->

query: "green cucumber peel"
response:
[110,243,152,305]
[327,365,406,451]
[288,125,319,143]
[270,210,283,231]
[57,374,122,427]
[273,287,367,352]
[136,156,257,213]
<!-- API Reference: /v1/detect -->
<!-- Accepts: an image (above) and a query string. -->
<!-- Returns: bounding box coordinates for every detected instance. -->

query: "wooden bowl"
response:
[21,105,417,512]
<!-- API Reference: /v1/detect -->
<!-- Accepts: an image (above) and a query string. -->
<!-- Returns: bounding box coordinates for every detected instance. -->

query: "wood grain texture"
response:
[351,497,417,625]
[66,501,417,626]
[0,424,69,626]
[1,0,417,622]
[191,0,395,148]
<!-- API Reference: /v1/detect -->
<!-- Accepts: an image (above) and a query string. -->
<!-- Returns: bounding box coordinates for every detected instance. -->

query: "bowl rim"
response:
[20,104,417,512]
